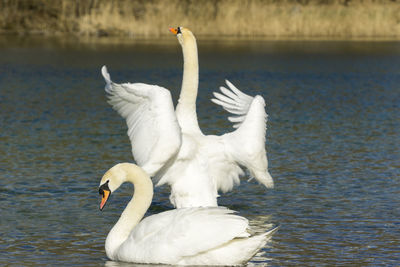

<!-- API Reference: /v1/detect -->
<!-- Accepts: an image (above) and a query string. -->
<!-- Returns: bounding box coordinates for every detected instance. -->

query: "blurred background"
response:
[1,0,399,266]
[1,0,400,39]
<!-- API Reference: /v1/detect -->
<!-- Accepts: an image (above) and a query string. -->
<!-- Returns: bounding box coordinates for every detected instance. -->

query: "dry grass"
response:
[1,0,400,39]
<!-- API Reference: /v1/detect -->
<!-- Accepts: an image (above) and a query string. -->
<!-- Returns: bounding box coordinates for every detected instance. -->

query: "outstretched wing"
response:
[211,80,254,129]
[212,80,274,189]
[102,66,181,177]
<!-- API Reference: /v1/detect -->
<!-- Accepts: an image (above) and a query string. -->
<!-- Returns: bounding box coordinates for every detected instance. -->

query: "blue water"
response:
[0,36,399,266]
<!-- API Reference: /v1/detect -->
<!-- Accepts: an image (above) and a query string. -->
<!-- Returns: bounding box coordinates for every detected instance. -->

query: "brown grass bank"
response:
[1,0,400,39]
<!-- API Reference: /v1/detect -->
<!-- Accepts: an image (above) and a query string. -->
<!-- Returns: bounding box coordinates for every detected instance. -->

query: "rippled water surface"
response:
[1,36,399,266]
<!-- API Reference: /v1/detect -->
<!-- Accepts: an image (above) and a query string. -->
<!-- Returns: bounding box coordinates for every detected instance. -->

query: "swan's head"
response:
[98,163,127,211]
[169,26,196,46]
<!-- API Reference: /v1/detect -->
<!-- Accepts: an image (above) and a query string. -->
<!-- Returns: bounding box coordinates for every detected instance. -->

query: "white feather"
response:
[101,163,278,266]
[117,207,277,265]
[102,66,181,177]
[101,27,274,208]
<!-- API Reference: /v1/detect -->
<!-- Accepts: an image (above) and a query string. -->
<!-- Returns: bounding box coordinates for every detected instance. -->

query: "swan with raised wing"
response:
[98,163,278,265]
[101,26,274,208]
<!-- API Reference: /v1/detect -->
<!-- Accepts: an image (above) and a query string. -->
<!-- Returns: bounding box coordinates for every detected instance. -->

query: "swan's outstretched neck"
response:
[103,163,153,260]
[179,36,198,105]
[176,29,201,133]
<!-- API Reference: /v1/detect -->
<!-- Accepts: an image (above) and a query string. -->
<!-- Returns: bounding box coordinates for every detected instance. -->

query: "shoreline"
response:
[1,0,399,42]
[1,33,400,44]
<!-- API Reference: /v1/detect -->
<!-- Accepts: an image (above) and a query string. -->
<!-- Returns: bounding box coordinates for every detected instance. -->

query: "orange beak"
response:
[100,189,110,211]
[169,27,178,35]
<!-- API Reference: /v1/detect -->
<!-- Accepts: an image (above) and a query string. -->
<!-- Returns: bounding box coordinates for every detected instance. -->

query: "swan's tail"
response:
[262,225,280,240]
[220,225,279,265]
[245,225,280,261]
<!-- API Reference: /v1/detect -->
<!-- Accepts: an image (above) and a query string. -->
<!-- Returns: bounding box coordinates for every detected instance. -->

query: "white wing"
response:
[102,66,181,177]
[211,80,254,129]
[212,80,274,189]
[117,207,250,263]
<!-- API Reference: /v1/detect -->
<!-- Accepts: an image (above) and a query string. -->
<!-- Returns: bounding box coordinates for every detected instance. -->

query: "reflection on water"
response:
[0,36,399,266]
[105,260,171,267]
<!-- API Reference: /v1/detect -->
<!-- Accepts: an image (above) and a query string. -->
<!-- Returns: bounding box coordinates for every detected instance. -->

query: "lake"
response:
[0,36,399,266]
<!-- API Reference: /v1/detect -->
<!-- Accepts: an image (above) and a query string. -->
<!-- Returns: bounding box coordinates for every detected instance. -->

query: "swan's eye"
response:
[99,180,110,196]
[177,27,182,34]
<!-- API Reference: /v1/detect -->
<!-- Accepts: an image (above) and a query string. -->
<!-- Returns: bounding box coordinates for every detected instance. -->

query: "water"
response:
[0,36,399,266]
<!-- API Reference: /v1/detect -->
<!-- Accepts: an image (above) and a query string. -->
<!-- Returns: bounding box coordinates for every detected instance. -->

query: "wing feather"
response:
[211,80,255,128]
[212,80,274,189]
[102,66,181,177]
[119,207,250,263]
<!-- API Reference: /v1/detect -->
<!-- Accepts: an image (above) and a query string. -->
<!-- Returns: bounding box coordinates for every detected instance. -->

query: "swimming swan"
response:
[101,26,273,208]
[98,163,278,265]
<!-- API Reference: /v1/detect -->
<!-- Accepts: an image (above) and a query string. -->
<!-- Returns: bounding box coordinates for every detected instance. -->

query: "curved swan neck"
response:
[176,31,201,133]
[104,163,153,260]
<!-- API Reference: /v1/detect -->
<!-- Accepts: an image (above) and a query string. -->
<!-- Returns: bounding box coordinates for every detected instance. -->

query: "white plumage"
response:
[98,163,278,265]
[102,67,181,176]
[101,26,274,208]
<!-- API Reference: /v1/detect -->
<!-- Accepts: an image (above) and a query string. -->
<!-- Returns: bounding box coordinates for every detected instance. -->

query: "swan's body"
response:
[98,163,278,265]
[101,27,273,208]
